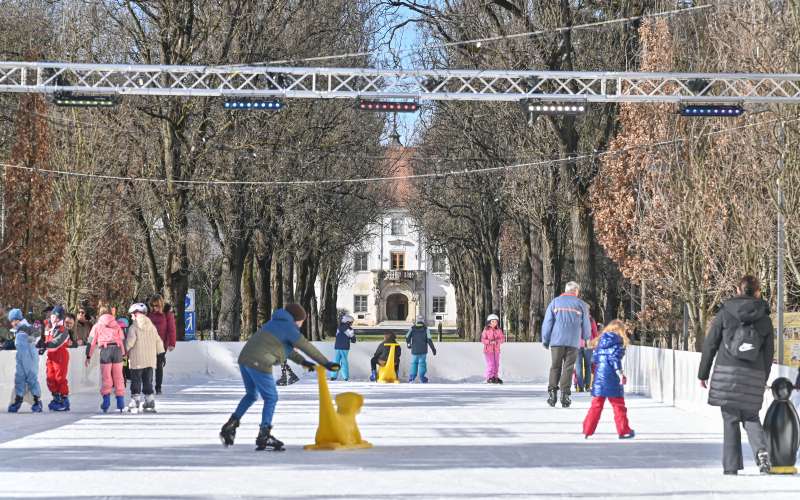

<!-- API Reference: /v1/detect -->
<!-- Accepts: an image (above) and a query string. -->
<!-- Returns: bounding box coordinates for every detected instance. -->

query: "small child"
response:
[85,313,127,413]
[330,314,356,381]
[370,332,402,382]
[481,314,505,384]
[406,316,437,383]
[43,305,71,411]
[7,309,43,413]
[219,304,339,451]
[582,320,635,439]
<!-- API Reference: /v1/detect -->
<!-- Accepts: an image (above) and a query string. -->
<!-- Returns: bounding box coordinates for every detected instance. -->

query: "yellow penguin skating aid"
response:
[304,366,372,451]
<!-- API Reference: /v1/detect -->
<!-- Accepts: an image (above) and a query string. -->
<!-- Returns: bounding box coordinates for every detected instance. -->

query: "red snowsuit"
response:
[45,321,71,396]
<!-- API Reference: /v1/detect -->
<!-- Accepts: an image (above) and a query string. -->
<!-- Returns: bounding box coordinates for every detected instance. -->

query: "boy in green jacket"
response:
[220,304,339,451]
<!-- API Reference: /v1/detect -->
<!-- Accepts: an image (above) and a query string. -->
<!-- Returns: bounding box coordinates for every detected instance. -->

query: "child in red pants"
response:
[583,320,634,439]
[44,305,71,411]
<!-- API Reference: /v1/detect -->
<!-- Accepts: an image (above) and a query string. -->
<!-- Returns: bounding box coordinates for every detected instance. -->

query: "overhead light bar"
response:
[679,104,745,117]
[357,99,419,113]
[223,99,283,110]
[53,92,120,108]
[521,99,586,115]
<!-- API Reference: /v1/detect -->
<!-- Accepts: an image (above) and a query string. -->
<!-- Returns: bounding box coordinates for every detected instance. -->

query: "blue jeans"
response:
[409,354,428,380]
[233,364,278,427]
[575,348,593,388]
[330,349,350,380]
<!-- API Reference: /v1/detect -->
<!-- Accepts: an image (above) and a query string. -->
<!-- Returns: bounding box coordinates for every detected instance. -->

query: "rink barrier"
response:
[2,342,797,411]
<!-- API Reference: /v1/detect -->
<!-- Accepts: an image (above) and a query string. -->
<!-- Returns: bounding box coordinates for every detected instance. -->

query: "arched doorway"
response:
[385,293,409,321]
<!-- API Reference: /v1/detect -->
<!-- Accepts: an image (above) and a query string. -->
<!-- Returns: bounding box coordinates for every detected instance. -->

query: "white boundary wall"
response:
[2,342,798,410]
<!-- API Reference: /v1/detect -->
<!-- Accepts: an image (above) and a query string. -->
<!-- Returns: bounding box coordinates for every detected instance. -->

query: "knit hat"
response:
[128,303,148,315]
[341,314,354,324]
[284,303,307,322]
[7,308,23,322]
[51,305,66,320]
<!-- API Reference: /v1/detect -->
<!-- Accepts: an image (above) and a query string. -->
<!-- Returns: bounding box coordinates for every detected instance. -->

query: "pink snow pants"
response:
[484,352,500,380]
[101,363,125,396]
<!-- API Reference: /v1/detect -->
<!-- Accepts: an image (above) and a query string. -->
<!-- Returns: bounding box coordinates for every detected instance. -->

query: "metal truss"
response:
[2,61,800,103]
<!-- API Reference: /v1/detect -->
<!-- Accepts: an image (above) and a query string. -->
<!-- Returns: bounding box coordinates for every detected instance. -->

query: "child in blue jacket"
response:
[330,314,356,381]
[582,320,634,439]
[7,309,43,413]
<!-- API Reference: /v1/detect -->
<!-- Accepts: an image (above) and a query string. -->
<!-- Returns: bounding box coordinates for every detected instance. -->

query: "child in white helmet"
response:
[330,314,356,381]
[481,314,505,384]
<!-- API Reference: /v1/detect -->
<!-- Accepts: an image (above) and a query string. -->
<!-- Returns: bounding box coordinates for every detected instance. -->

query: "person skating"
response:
[86,313,127,412]
[406,316,437,383]
[7,309,43,413]
[43,305,71,411]
[698,275,774,475]
[125,303,165,413]
[147,295,176,395]
[219,303,340,451]
[481,314,504,384]
[369,332,402,382]
[542,281,591,408]
[582,320,634,439]
[575,305,599,393]
[330,314,356,381]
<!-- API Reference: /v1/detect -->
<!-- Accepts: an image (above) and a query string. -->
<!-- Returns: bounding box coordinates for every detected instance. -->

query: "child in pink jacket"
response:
[481,314,505,384]
[85,313,127,413]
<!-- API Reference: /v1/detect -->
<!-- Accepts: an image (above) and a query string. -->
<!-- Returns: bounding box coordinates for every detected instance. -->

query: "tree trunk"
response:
[529,224,545,341]
[517,221,533,341]
[255,243,272,325]
[283,252,295,303]
[271,253,283,309]
[240,248,257,339]
[217,240,249,341]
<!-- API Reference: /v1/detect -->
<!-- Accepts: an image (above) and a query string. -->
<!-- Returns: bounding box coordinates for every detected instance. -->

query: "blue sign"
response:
[185,312,196,341]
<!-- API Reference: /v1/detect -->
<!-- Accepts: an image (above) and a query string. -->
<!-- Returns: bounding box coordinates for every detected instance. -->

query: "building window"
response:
[353,252,368,272]
[354,295,369,313]
[433,296,446,314]
[431,254,447,273]
[390,252,405,270]
[391,217,406,236]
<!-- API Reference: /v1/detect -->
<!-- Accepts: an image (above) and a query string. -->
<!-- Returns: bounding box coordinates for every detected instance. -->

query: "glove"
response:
[325,362,341,372]
[432,348,437,356]
[543,343,549,350]
[38,348,46,355]
[621,375,628,385]
[351,337,356,344]
[300,360,316,372]
[795,371,799,390]
[407,343,412,349]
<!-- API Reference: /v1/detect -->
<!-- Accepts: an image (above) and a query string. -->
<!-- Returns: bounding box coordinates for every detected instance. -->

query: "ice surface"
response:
[1,376,799,500]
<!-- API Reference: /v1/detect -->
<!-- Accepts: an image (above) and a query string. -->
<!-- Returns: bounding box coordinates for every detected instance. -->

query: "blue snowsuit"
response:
[330,324,356,380]
[13,321,41,398]
[591,332,625,398]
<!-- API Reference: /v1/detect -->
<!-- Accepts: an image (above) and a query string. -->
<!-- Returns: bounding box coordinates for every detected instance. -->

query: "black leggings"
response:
[130,367,154,395]
[155,353,166,391]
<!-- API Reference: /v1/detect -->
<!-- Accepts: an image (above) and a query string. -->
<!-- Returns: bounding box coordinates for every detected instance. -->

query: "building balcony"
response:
[384,270,417,282]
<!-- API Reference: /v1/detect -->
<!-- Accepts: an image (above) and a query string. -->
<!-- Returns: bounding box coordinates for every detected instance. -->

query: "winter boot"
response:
[31,396,43,413]
[547,388,558,407]
[421,376,429,383]
[7,395,23,413]
[219,415,240,447]
[560,391,571,408]
[286,366,299,385]
[408,375,416,383]
[116,395,126,412]
[369,370,377,382]
[255,425,285,451]
[58,396,70,412]
[127,394,142,414]
[101,394,111,413]
[48,393,61,411]
[757,449,771,474]
[495,377,503,385]
[142,394,156,413]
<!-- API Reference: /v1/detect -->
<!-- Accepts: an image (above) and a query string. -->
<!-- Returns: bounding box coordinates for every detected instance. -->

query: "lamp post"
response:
[777,122,786,364]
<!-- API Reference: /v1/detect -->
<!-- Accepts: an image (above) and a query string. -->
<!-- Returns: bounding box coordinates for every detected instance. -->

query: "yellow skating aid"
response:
[377,343,400,384]
[769,466,797,474]
[304,366,372,451]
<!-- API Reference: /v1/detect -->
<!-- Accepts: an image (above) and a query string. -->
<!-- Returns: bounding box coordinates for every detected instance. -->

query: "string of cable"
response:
[217,4,712,68]
[2,115,795,187]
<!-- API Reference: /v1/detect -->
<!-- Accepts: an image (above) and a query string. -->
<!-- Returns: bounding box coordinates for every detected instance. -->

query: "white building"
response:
[335,141,457,328]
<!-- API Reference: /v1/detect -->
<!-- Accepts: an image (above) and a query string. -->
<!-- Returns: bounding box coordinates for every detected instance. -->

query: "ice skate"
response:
[560,391,571,408]
[7,395,23,413]
[48,393,61,411]
[369,370,377,382]
[286,367,299,385]
[127,394,142,414]
[142,394,157,413]
[421,376,429,384]
[408,375,416,383]
[495,377,503,385]
[101,394,111,413]
[276,372,288,386]
[619,430,635,439]
[59,396,70,412]
[31,396,43,413]
[547,388,558,407]
[116,396,126,412]
[757,449,771,474]
[219,415,240,447]
[255,425,285,451]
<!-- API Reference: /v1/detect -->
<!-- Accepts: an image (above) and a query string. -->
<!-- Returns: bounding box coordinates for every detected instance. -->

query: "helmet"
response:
[7,308,23,322]
[416,316,425,324]
[51,305,66,320]
[341,314,354,324]
[128,303,148,315]
[486,314,500,323]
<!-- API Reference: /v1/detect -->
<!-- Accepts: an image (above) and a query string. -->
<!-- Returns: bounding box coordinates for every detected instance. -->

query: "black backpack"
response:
[723,308,763,362]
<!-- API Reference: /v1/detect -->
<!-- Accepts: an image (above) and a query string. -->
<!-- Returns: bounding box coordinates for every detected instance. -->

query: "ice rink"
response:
[1,377,799,500]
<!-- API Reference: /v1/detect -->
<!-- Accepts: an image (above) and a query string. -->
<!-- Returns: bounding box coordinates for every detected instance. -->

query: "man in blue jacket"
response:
[542,281,591,408]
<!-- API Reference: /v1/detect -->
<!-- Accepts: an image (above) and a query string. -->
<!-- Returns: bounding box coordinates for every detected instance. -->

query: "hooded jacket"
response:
[238,309,329,373]
[334,324,356,350]
[126,314,165,370]
[481,326,505,354]
[406,322,436,355]
[13,320,39,376]
[87,314,126,359]
[698,296,774,412]
[591,332,626,398]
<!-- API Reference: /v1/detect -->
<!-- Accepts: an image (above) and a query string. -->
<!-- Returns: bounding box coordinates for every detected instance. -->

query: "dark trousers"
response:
[155,353,166,391]
[130,367,155,396]
[549,346,578,392]
[721,406,768,472]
